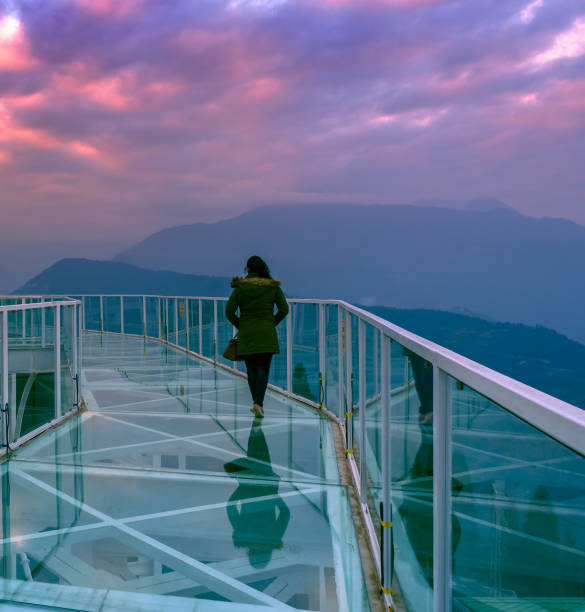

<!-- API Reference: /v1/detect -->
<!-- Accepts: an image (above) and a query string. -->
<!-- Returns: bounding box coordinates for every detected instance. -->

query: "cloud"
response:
[531,15,585,66]
[1,0,585,242]
[0,14,37,70]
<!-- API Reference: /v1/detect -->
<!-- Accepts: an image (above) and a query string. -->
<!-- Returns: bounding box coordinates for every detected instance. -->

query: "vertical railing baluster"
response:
[286,304,293,393]
[55,305,61,419]
[185,298,190,350]
[174,298,179,345]
[198,299,203,355]
[345,311,353,453]
[165,299,169,342]
[120,296,125,335]
[337,305,344,421]
[142,296,146,337]
[158,298,162,339]
[213,300,218,363]
[381,334,393,598]
[99,296,104,333]
[318,303,326,410]
[2,311,8,448]
[72,306,78,408]
[433,365,452,612]
[358,319,366,500]
[41,306,46,348]
[21,298,25,341]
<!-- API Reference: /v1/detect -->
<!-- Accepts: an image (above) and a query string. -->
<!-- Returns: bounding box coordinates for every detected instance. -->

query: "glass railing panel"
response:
[217,299,236,368]
[123,296,143,335]
[103,296,121,334]
[165,297,177,344]
[325,304,339,415]
[449,378,585,610]
[144,297,159,338]
[176,298,187,348]
[269,313,287,389]
[291,302,319,402]
[391,341,434,612]
[60,305,75,417]
[83,296,101,331]
[201,299,215,359]
[187,298,199,353]
[365,325,382,523]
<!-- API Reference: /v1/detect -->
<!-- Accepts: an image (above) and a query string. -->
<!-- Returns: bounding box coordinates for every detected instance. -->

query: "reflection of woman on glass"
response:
[226,256,289,418]
[224,419,290,569]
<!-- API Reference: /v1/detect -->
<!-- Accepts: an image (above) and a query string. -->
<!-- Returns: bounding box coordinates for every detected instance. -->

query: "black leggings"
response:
[244,353,273,407]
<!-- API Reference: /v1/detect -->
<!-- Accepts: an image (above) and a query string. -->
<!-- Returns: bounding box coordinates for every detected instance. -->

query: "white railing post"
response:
[165,299,169,341]
[142,296,146,337]
[1,311,8,448]
[120,296,125,335]
[318,303,326,410]
[433,365,452,612]
[213,300,218,363]
[345,311,353,452]
[77,302,82,381]
[198,299,203,355]
[158,298,162,339]
[337,305,344,421]
[358,318,366,500]
[185,298,190,349]
[99,296,104,333]
[82,296,86,331]
[286,304,293,393]
[55,305,61,419]
[174,298,179,345]
[72,306,78,386]
[21,297,25,341]
[381,334,393,597]
[41,306,46,348]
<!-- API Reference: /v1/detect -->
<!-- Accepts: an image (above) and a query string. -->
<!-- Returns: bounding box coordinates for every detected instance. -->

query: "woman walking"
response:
[226,256,289,418]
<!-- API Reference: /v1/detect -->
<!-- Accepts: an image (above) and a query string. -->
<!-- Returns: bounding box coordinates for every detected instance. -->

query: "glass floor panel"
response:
[0,333,370,611]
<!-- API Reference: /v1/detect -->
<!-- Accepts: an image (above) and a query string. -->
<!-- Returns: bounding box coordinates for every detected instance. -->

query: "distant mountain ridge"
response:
[15,259,232,296]
[13,257,585,409]
[114,203,585,342]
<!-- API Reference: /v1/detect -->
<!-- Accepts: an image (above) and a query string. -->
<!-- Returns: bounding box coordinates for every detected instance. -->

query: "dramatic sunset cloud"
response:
[0,0,584,247]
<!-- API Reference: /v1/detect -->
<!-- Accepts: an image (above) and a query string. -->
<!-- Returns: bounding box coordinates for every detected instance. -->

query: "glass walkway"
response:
[2,295,585,612]
[0,333,370,611]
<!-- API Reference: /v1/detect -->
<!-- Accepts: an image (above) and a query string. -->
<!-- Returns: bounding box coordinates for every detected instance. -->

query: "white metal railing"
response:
[0,298,82,455]
[41,294,585,611]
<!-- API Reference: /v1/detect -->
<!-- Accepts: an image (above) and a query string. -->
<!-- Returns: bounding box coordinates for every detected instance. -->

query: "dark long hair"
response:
[246,255,272,279]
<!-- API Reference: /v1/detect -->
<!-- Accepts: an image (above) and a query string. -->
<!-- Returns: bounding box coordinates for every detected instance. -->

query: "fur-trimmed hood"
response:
[231,275,281,288]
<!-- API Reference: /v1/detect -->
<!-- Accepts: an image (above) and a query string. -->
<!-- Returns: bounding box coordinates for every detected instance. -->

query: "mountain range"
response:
[15,257,585,409]
[110,203,585,343]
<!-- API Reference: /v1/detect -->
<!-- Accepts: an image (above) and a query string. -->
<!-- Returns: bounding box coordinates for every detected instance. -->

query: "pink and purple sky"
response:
[1,0,584,250]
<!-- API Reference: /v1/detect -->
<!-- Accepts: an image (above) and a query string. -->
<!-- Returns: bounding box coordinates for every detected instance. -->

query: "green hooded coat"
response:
[225,274,289,356]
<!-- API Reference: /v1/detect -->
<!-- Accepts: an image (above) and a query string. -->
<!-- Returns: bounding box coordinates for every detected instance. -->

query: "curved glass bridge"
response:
[1,295,585,612]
